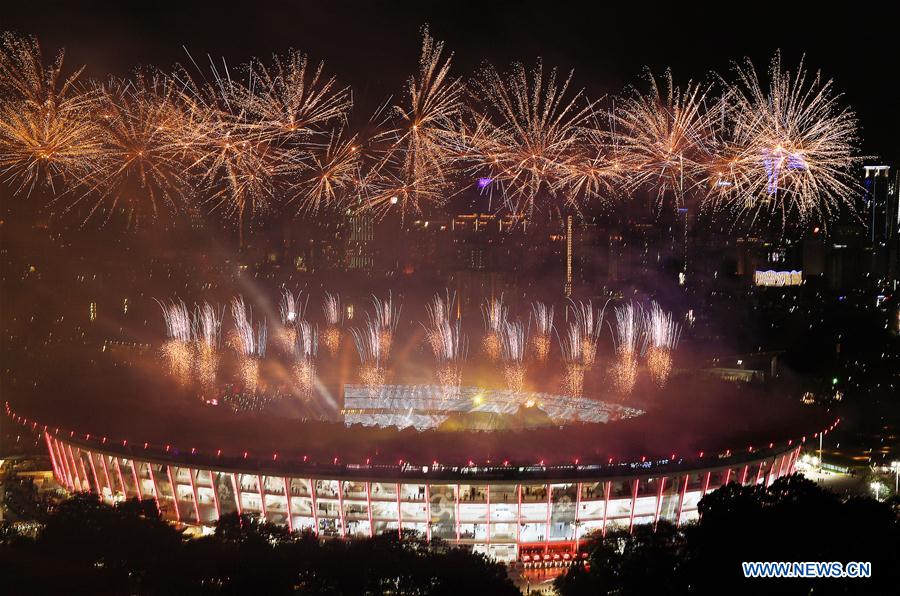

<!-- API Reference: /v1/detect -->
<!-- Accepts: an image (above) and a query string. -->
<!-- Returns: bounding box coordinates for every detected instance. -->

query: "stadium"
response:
[5,377,836,565]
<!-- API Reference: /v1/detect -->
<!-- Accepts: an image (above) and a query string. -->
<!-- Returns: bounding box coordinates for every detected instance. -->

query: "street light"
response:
[870,481,885,501]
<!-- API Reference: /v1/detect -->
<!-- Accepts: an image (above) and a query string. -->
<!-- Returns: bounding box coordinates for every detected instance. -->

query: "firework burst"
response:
[0,32,99,195]
[481,296,508,360]
[529,302,554,362]
[73,72,195,224]
[434,320,467,391]
[321,292,343,356]
[469,59,596,216]
[644,302,681,387]
[615,69,716,207]
[708,53,860,226]
[278,289,306,352]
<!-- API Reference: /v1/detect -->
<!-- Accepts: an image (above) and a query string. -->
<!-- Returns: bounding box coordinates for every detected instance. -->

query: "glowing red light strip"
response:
[396,482,402,538]
[601,481,611,537]
[723,468,732,487]
[777,453,787,479]
[740,464,749,485]
[52,439,73,489]
[113,457,127,498]
[701,471,711,497]
[336,481,346,538]
[755,461,764,485]
[76,449,91,490]
[309,479,319,536]
[628,479,639,533]
[208,471,221,521]
[66,444,83,490]
[282,476,293,532]
[486,483,491,548]
[424,483,431,543]
[43,432,61,484]
[188,468,201,523]
[653,477,666,528]
[256,475,266,519]
[574,482,582,551]
[676,475,689,526]
[99,453,112,497]
[365,482,374,538]
[231,473,242,515]
[85,449,102,496]
[516,484,522,547]
[129,459,141,501]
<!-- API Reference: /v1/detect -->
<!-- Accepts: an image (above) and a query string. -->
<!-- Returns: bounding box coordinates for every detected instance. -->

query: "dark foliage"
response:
[555,474,900,595]
[0,495,518,595]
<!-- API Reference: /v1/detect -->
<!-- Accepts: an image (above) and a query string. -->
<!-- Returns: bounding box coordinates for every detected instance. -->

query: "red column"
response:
[53,439,73,490]
[99,454,113,498]
[336,481,346,538]
[74,448,90,490]
[85,449,102,496]
[65,444,82,490]
[113,457,127,497]
[516,484,522,547]
[256,475,266,520]
[455,484,461,543]
[365,482,374,538]
[701,471,711,497]
[43,432,61,485]
[739,464,749,486]
[188,468,202,523]
[486,484,491,548]
[129,460,141,501]
[574,482,582,550]
[396,482,403,537]
[164,466,179,521]
[424,483,431,543]
[208,471,221,521]
[544,483,552,549]
[628,479,639,534]
[309,479,319,536]
[675,475,689,526]
[231,473,243,515]
[653,477,666,529]
[601,481,611,537]
[282,477,293,532]
[146,464,162,515]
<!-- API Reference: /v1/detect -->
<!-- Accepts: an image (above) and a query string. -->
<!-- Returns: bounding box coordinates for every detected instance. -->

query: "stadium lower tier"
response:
[43,433,801,563]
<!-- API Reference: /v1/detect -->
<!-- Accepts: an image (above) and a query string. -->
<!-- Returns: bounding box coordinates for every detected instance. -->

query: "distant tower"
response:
[864,165,893,245]
[346,200,374,271]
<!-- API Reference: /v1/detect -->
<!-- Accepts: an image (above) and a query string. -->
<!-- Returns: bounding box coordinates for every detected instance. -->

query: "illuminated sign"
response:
[754,270,803,287]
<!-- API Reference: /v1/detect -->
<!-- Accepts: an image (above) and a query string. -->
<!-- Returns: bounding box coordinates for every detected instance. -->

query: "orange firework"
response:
[0,32,99,195]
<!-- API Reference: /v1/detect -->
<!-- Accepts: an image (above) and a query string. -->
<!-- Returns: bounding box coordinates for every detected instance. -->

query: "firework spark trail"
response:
[423,291,455,358]
[321,292,343,356]
[0,32,100,195]
[644,302,681,387]
[615,69,717,208]
[501,320,528,395]
[230,296,266,393]
[434,320,467,390]
[192,302,223,391]
[292,320,318,400]
[468,59,597,216]
[529,302,554,362]
[707,53,860,226]
[278,289,307,353]
[369,293,401,360]
[351,321,384,388]
[569,299,608,368]
[559,323,585,398]
[481,296,508,360]
[365,27,465,218]
[157,299,192,384]
[612,302,644,396]
[288,127,360,213]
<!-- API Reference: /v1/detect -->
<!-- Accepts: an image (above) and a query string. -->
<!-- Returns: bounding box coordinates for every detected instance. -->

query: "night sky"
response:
[4,1,899,164]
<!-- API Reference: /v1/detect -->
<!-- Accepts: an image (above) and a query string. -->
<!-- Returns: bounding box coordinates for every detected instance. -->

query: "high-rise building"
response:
[863,165,894,245]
